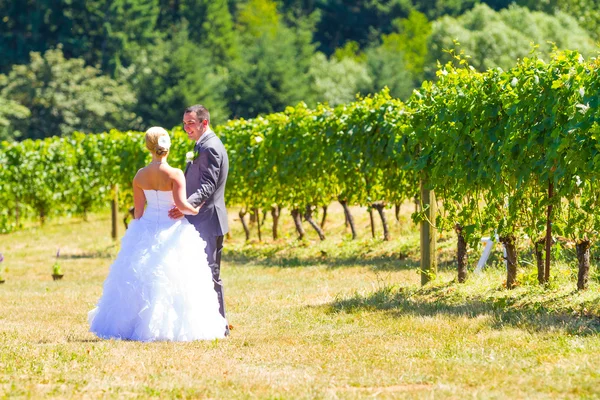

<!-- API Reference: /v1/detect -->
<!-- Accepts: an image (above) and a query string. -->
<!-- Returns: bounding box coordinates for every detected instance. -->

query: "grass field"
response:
[2,202,600,398]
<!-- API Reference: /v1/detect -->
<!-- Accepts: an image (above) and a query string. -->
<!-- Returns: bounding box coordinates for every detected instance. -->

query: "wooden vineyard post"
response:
[111,184,119,240]
[420,178,437,285]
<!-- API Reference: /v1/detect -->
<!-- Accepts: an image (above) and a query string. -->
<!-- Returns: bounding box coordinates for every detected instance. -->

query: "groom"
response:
[168,104,230,336]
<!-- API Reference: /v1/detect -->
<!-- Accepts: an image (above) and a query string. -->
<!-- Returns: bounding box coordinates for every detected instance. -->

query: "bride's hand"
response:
[168,206,185,219]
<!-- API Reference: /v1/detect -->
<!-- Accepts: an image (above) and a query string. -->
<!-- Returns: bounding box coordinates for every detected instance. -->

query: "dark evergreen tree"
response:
[365,42,414,100]
[198,0,239,66]
[125,23,230,128]
[0,0,161,75]
[412,0,479,19]
[0,47,138,139]
[314,0,412,55]
[227,0,315,118]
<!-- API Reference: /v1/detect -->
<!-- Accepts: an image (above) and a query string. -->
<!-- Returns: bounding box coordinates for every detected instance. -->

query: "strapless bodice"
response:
[142,190,176,224]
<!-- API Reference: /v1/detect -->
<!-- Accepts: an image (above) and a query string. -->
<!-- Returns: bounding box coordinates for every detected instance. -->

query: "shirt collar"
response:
[196,128,214,146]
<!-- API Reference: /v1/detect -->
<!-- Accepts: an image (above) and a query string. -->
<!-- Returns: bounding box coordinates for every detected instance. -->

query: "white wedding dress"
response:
[88,190,226,341]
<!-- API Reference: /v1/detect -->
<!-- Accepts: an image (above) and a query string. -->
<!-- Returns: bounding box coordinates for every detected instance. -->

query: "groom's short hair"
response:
[185,105,210,124]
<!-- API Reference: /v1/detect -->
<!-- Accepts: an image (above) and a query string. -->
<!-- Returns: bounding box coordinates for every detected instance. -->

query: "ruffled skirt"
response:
[89,218,226,341]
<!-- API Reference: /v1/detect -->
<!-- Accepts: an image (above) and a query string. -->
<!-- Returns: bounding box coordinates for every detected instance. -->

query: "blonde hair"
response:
[145,127,170,156]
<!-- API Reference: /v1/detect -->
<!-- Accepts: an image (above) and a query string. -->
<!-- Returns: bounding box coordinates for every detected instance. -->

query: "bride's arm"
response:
[172,169,200,215]
[133,176,146,219]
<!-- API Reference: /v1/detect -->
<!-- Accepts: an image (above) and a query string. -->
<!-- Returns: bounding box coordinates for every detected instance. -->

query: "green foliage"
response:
[409,47,600,257]
[101,0,162,72]
[237,0,282,36]
[275,0,514,57]
[0,129,150,231]
[187,0,239,66]
[124,23,230,128]
[391,10,432,81]
[510,0,600,41]
[427,4,596,77]
[362,10,431,100]
[5,138,78,224]
[220,90,416,215]
[0,0,162,75]
[311,0,412,55]
[0,94,30,141]
[0,48,138,140]
[364,40,415,100]
[2,0,599,134]
[3,47,600,283]
[332,41,366,63]
[227,0,315,118]
[308,53,372,106]
[413,0,479,19]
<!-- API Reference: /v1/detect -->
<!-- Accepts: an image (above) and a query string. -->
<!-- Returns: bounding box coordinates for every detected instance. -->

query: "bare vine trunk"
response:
[455,224,467,283]
[271,205,280,240]
[253,207,262,241]
[372,202,390,241]
[305,205,325,240]
[577,239,591,290]
[291,209,305,240]
[111,184,118,239]
[261,209,268,228]
[544,181,554,283]
[239,208,250,241]
[535,238,545,285]
[320,205,328,229]
[368,208,376,238]
[395,204,400,222]
[339,200,357,240]
[499,235,518,289]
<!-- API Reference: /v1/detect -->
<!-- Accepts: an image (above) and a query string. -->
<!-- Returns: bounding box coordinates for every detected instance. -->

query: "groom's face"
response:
[183,112,207,142]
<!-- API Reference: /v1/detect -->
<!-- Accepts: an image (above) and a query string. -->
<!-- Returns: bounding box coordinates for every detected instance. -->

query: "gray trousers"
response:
[200,233,226,322]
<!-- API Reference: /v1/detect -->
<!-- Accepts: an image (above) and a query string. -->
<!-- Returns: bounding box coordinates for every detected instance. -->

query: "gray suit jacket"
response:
[185,129,229,236]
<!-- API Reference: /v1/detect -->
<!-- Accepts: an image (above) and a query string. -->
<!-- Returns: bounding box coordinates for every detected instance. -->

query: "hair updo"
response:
[145,127,171,156]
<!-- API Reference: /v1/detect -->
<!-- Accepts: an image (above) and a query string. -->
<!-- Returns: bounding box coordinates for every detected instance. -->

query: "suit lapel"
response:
[185,130,214,176]
[185,143,198,176]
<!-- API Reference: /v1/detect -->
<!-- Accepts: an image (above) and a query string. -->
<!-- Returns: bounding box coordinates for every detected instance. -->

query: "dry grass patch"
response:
[1,202,600,398]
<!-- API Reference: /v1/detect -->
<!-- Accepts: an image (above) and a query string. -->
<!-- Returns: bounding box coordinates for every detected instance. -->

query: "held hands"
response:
[168,205,200,219]
[168,206,185,219]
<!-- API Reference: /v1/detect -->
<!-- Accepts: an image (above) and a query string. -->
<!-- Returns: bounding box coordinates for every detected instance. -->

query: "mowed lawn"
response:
[2,203,600,399]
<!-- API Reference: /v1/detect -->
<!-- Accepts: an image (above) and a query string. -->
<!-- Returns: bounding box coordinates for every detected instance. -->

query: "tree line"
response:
[0,0,598,141]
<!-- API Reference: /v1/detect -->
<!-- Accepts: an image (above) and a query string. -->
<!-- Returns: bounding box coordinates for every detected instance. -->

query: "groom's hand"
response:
[168,206,184,219]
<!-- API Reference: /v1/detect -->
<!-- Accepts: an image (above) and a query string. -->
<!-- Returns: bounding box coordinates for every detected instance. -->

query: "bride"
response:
[88,127,226,341]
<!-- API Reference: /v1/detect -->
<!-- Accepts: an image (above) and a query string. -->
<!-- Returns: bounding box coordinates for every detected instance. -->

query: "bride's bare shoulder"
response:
[167,165,183,174]
[166,166,184,180]
[133,166,147,182]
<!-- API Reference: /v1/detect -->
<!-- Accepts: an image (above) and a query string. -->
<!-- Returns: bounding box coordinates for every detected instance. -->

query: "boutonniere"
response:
[186,150,199,163]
